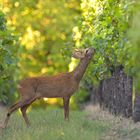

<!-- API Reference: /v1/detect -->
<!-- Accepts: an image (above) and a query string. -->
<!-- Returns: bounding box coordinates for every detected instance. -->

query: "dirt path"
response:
[84,104,140,140]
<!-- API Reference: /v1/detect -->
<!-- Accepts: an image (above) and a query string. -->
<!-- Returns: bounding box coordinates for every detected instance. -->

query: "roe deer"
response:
[1,48,95,128]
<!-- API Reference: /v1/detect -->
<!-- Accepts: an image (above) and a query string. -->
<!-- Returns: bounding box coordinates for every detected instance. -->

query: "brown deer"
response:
[1,48,95,128]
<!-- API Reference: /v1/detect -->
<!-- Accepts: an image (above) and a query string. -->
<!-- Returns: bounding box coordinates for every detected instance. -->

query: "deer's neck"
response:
[73,57,91,82]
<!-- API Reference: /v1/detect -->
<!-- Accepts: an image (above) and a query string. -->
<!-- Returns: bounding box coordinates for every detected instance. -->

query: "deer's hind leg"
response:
[2,100,24,129]
[2,98,35,129]
[20,97,36,127]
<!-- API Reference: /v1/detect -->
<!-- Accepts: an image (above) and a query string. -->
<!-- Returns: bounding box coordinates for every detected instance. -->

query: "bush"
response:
[0,11,19,105]
[127,1,140,91]
[75,0,134,81]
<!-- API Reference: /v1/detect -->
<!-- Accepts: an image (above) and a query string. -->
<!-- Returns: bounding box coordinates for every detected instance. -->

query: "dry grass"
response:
[84,104,140,140]
[0,105,7,126]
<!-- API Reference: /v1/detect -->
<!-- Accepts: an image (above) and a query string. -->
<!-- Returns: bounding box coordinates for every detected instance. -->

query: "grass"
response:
[85,104,140,140]
[1,104,140,140]
[0,106,109,140]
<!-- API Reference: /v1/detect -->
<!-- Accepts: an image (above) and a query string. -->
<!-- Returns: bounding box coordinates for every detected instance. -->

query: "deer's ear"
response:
[85,48,90,54]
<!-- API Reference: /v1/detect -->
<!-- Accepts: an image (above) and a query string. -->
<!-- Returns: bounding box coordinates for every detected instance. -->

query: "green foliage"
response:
[2,0,80,78]
[75,0,140,93]
[74,0,134,82]
[73,81,90,106]
[127,1,140,91]
[0,11,19,104]
[74,88,89,103]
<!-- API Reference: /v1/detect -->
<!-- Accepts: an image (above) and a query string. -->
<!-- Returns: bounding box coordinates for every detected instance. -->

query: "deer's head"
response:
[72,48,95,59]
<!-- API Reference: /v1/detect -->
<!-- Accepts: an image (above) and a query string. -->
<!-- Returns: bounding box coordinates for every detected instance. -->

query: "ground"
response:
[85,104,140,140]
[0,104,140,140]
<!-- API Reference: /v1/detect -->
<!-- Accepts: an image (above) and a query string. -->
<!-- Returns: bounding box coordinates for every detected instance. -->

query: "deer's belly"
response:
[37,84,78,98]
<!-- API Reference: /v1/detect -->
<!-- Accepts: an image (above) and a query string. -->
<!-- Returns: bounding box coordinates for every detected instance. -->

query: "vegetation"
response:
[72,0,140,105]
[0,11,19,104]
[1,1,140,139]
[74,0,131,80]
[0,0,140,104]
[1,0,80,77]
[127,1,140,91]
[0,0,81,104]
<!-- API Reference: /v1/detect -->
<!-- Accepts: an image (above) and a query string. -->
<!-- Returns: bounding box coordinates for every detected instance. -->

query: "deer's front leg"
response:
[63,97,70,121]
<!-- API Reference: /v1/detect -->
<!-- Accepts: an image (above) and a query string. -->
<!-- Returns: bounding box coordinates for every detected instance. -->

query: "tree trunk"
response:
[97,68,133,117]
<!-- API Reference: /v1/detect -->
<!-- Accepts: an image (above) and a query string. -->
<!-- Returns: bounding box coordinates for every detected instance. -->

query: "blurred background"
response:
[0,0,140,110]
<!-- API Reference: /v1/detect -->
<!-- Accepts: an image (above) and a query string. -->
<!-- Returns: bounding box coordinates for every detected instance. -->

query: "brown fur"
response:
[1,48,94,128]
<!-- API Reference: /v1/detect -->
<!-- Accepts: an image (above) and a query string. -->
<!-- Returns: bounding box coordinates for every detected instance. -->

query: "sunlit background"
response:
[0,0,140,110]
[0,0,82,108]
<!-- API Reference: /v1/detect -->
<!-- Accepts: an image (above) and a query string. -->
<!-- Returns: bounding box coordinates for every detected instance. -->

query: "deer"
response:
[1,47,95,129]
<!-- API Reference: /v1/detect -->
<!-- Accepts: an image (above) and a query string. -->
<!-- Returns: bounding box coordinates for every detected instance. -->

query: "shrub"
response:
[0,11,19,105]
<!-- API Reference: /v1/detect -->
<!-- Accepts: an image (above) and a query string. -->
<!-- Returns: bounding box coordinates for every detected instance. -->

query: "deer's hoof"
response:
[0,121,6,129]
[64,118,69,122]
[0,124,6,129]
[26,123,30,128]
